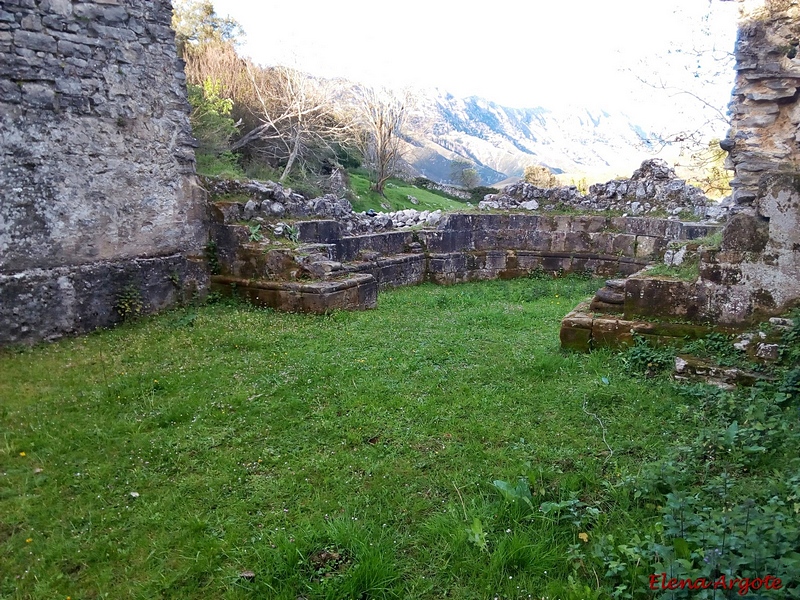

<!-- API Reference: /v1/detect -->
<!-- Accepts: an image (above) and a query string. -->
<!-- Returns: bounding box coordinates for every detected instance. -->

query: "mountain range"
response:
[400,91,667,186]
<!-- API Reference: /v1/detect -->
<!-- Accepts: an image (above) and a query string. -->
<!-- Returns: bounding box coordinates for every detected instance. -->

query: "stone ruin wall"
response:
[0,0,208,345]
[3,0,799,345]
[709,0,800,323]
[724,0,800,205]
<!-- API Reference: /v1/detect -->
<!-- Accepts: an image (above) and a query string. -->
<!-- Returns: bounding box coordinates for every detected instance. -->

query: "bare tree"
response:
[232,65,349,181]
[352,87,409,196]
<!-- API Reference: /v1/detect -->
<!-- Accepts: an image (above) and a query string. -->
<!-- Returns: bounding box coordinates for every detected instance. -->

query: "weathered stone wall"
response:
[210,204,721,314]
[702,174,800,322]
[0,0,208,344]
[697,0,800,323]
[724,0,800,205]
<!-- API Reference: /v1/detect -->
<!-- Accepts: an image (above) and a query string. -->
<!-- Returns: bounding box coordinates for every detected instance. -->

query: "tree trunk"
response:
[279,129,301,182]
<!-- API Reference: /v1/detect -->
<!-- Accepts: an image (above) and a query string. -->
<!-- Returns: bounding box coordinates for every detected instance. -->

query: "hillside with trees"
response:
[173,0,730,201]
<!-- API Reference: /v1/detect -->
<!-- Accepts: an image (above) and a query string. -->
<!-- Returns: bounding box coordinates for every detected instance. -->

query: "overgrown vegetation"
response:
[173,1,412,195]
[3,279,798,598]
[644,259,700,281]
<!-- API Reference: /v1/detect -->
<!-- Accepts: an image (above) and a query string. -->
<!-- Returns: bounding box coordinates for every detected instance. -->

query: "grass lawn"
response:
[2,277,797,599]
[348,173,468,213]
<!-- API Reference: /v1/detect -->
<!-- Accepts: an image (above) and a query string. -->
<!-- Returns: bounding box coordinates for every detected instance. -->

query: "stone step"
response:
[595,287,625,304]
[674,355,777,390]
[605,279,627,291]
[589,299,625,315]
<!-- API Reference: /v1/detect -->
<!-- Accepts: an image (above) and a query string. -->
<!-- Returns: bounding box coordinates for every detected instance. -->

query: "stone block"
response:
[623,278,705,322]
[611,234,636,257]
[592,317,635,348]
[635,236,666,259]
[515,253,543,271]
[564,231,592,253]
[560,323,591,352]
[14,28,56,52]
[589,299,624,314]
[722,213,769,252]
[526,231,553,251]
[297,220,342,244]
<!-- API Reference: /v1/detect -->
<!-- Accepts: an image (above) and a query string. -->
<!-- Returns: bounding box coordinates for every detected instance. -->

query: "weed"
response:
[248,223,263,242]
[621,336,675,375]
[466,518,489,553]
[645,257,700,281]
[115,284,143,321]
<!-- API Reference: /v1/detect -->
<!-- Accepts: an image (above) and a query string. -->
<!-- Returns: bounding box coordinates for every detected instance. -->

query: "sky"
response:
[210,0,740,138]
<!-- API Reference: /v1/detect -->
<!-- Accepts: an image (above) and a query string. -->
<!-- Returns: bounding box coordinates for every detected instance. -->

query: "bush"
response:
[187,79,238,156]
[524,164,559,188]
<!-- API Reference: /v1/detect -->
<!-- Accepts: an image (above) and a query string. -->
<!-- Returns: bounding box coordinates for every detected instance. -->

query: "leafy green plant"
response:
[466,518,489,553]
[187,78,238,156]
[492,478,535,513]
[115,284,144,321]
[621,337,675,375]
[285,224,299,242]
[248,223,263,242]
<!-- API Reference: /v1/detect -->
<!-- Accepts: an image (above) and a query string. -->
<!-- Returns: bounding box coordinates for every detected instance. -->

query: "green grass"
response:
[0,277,712,599]
[643,257,700,281]
[196,151,246,180]
[348,173,469,213]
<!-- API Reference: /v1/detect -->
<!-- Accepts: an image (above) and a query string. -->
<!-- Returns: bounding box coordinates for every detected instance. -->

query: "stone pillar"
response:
[723,0,800,206]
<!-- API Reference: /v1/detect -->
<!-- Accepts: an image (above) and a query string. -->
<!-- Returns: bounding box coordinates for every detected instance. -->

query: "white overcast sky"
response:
[211,0,739,135]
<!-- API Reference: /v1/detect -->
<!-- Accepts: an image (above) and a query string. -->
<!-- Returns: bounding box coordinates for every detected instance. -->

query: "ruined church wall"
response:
[703,0,800,323]
[724,0,800,205]
[0,0,208,344]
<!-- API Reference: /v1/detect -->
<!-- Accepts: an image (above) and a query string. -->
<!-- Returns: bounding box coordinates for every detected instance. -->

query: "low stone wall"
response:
[209,204,721,313]
[0,254,208,345]
[211,274,377,314]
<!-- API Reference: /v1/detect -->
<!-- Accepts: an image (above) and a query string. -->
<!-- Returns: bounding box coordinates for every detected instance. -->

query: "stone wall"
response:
[697,0,800,323]
[209,201,721,313]
[723,0,800,206]
[0,0,208,345]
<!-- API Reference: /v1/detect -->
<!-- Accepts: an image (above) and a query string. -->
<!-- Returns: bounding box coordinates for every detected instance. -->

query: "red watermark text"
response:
[649,573,782,595]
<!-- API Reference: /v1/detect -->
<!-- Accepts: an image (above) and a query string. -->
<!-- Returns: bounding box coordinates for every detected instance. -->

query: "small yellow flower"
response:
[25,538,32,543]
[19,452,26,457]
[578,532,589,543]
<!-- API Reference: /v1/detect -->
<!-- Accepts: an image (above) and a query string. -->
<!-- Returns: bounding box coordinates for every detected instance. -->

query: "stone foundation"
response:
[210,274,377,313]
[209,202,721,314]
[0,254,208,345]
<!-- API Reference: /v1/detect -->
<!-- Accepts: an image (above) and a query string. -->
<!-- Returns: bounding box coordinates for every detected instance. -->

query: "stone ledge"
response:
[0,253,209,345]
[560,304,715,352]
[210,274,377,313]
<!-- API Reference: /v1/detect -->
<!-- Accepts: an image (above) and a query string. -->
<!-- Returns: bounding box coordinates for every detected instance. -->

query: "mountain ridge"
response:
[401,90,666,186]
